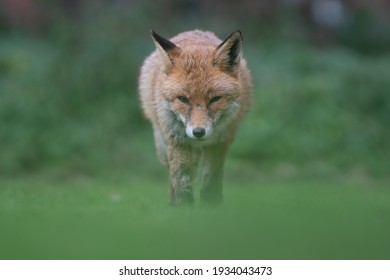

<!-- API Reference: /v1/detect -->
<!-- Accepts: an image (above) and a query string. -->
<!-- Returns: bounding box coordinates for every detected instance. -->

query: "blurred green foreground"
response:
[1,174,390,259]
[0,1,389,259]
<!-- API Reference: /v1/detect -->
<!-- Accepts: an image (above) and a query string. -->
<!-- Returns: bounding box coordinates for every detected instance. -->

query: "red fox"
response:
[139,30,252,205]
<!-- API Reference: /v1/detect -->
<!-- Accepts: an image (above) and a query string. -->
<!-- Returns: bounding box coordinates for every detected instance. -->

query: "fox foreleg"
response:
[167,144,194,206]
[200,143,229,205]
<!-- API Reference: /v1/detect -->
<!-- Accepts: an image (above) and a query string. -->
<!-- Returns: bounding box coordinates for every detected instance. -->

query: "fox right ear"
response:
[151,30,180,73]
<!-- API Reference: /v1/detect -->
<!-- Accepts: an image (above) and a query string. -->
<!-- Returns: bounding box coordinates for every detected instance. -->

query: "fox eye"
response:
[177,96,190,104]
[209,96,222,104]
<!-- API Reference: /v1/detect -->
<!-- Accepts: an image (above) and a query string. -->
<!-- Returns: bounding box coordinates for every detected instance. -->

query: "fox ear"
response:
[214,30,243,72]
[151,30,180,73]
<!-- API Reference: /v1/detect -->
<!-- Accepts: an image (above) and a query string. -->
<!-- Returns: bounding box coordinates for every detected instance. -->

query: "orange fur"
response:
[139,30,252,205]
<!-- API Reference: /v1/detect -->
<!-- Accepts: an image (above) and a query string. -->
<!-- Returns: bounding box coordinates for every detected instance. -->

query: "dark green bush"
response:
[0,3,389,177]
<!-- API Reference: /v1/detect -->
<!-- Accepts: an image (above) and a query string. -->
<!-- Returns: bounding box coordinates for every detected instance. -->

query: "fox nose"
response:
[192,127,206,138]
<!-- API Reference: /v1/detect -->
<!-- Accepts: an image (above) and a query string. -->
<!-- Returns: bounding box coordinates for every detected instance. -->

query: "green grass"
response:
[1,172,389,260]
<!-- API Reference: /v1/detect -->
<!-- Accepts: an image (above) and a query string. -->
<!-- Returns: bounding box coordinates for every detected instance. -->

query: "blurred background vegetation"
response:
[0,0,390,179]
[1,0,390,260]
[0,0,389,180]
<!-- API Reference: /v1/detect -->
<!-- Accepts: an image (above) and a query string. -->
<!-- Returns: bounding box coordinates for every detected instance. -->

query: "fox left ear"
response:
[151,30,180,73]
[214,30,243,73]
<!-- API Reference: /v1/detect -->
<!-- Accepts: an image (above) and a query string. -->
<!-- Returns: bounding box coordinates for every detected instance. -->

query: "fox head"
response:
[151,30,245,141]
